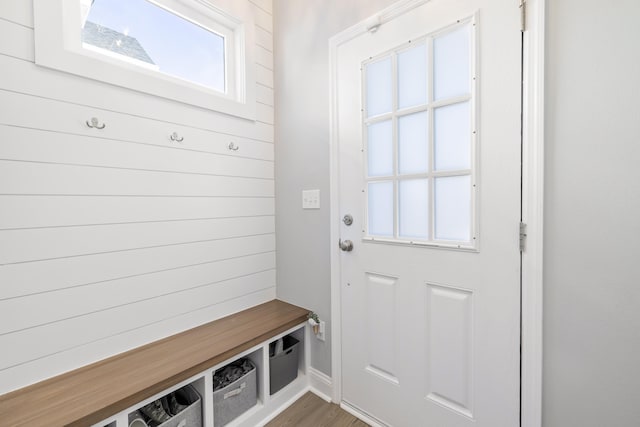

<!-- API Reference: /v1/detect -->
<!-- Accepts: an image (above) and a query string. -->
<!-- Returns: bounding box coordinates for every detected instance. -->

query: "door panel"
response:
[337,1,521,426]
[426,283,474,417]
[365,273,399,383]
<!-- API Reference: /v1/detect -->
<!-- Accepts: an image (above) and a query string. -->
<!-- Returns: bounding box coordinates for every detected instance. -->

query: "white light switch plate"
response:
[302,189,320,209]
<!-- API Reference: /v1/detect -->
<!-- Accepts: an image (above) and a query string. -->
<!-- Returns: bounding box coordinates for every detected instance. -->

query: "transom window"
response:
[363,19,476,248]
[81,0,229,94]
[33,0,256,118]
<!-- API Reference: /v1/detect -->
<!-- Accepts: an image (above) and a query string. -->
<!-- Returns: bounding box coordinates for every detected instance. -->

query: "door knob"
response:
[339,239,354,252]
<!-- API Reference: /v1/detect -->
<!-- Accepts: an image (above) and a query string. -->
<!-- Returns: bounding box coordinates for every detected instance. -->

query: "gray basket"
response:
[213,360,258,427]
[130,384,202,427]
[269,335,300,395]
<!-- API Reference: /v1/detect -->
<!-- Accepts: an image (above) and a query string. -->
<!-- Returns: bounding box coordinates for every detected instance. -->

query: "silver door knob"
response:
[339,239,354,252]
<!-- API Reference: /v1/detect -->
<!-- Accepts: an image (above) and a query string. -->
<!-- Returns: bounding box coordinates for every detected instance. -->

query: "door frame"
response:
[328,0,545,426]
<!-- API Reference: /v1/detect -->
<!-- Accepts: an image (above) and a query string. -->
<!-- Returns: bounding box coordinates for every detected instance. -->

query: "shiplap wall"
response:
[0,0,274,395]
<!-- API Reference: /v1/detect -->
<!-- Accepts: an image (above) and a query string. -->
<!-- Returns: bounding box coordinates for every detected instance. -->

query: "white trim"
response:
[520,0,545,426]
[308,367,333,402]
[340,401,389,427]
[329,0,545,426]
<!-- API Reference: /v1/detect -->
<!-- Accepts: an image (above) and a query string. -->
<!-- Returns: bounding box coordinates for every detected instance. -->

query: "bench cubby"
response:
[0,300,311,427]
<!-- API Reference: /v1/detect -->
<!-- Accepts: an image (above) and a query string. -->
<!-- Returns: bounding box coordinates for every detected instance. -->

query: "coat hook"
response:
[228,142,239,151]
[86,117,106,129]
[169,132,184,142]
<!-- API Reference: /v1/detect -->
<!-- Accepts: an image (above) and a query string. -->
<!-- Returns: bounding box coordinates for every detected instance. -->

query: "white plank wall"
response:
[0,0,275,394]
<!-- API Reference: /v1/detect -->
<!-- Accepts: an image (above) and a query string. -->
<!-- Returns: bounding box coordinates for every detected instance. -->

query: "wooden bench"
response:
[0,300,309,427]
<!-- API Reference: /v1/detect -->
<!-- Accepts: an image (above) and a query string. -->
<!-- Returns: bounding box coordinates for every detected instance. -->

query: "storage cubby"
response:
[269,335,300,395]
[90,323,309,427]
[128,379,203,427]
[212,352,259,427]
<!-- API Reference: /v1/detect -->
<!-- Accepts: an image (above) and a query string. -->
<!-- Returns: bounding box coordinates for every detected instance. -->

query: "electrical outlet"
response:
[302,189,320,209]
[317,320,326,341]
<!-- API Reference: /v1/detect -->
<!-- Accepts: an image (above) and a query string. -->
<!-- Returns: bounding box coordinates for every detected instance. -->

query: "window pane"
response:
[435,176,471,241]
[368,182,394,237]
[398,43,427,109]
[399,179,429,239]
[82,0,226,92]
[366,57,393,117]
[433,24,470,101]
[434,102,471,171]
[367,120,393,177]
[398,112,428,175]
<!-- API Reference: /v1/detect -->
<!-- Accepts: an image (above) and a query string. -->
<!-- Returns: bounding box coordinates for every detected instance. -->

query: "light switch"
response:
[302,189,320,209]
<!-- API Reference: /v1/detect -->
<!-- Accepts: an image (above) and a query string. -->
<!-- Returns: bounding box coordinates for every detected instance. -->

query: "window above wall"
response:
[34,0,256,119]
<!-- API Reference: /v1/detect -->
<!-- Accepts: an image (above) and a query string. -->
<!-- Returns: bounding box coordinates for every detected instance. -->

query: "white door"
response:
[337,1,521,426]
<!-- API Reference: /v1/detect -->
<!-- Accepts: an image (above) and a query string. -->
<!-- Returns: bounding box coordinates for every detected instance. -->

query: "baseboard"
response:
[308,367,333,402]
[340,401,389,427]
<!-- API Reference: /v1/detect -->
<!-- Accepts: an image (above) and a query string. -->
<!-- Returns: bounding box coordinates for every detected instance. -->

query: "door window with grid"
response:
[363,19,476,249]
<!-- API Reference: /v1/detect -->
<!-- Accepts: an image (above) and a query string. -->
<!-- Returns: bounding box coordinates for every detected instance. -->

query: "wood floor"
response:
[266,392,369,427]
